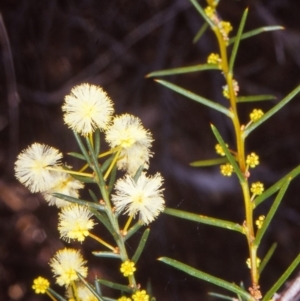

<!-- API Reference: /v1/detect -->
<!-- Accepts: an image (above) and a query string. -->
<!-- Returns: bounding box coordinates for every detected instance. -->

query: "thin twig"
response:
[0,12,20,171]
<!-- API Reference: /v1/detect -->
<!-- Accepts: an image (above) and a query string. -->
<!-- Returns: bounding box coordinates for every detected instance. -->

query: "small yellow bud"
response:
[220,163,233,176]
[207,53,221,67]
[246,258,261,269]
[255,215,265,229]
[204,6,215,18]
[222,80,239,99]
[246,153,259,168]
[32,277,50,294]
[251,182,264,196]
[132,290,149,301]
[120,260,136,277]
[215,143,228,156]
[250,109,264,122]
[220,21,233,35]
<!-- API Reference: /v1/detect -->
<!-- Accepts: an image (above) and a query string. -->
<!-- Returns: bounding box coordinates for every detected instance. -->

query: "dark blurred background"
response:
[1,0,300,300]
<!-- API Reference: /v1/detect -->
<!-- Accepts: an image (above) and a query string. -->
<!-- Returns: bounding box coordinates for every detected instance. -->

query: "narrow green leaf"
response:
[229,26,284,45]
[89,208,116,236]
[52,193,104,211]
[190,157,227,167]
[164,208,244,234]
[47,288,67,301]
[243,85,300,137]
[254,179,290,247]
[211,125,245,183]
[229,8,248,73]
[262,254,300,301]
[94,128,101,157]
[132,228,150,263]
[77,273,104,301]
[94,277,102,296]
[92,251,121,259]
[255,165,300,207]
[155,79,232,117]
[86,137,106,188]
[133,165,144,182]
[193,23,209,43]
[107,164,117,195]
[190,0,215,28]
[259,243,277,274]
[67,152,86,160]
[237,95,276,103]
[146,64,218,78]
[73,131,93,166]
[101,155,114,173]
[69,174,95,183]
[89,189,99,203]
[124,222,143,241]
[208,292,236,301]
[96,279,133,294]
[159,257,254,301]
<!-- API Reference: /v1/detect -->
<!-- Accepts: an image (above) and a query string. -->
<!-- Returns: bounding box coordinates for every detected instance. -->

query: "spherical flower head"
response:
[32,277,50,294]
[42,169,84,208]
[58,204,95,242]
[207,53,221,68]
[132,290,149,301]
[15,143,62,193]
[246,153,259,168]
[119,297,132,301]
[250,109,264,122]
[215,143,228,156]
[250,182,264,196]
[62,83,114,136]
[120,260,136,277]
[49,248,88,287]
[246,258,261,269]
[220,163,233,176]
[255,215,265,229]
[105,114,153,175]
[112,172,165,225]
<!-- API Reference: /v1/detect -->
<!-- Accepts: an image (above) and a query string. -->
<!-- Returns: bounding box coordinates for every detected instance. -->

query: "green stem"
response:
[213,18,259,298]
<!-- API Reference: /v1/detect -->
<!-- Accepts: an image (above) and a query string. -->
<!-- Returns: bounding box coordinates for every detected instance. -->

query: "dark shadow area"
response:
[0,0,300,300]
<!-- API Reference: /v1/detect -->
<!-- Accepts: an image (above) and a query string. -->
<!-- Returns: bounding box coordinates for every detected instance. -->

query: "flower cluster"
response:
[246,153,259,168]
[207,53,222,68]
[49,248,88,287]
[112,172,165,225]
[251,182,264,196]
[120,260,136,277]
[105,114,153,176]
[215,143,228,156]
[250,109,264,122]
[62,83,114,136]
[15,83,163,301]
[15,144,83,207]
[255,215,265,229]
[220,163,233,176]
[32,277,50,294]
[58,204,95,242]
[118,290,149,301]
